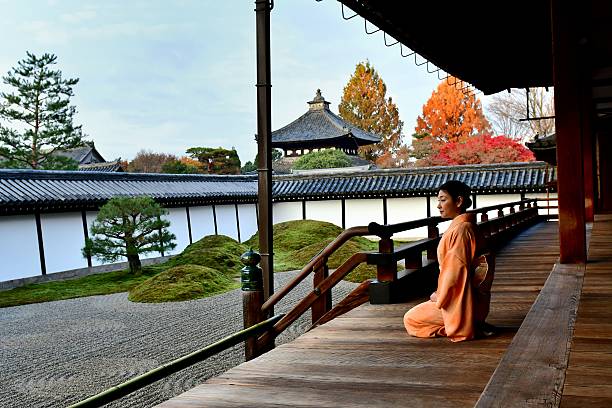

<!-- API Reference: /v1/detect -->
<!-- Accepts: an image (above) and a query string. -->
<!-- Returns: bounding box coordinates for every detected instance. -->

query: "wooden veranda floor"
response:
[562,214,612,406]
[159,221,561,408]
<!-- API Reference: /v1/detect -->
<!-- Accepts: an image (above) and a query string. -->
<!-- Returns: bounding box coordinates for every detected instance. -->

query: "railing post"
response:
[404,250,423,270]
[311,257,332,324]
[509,205,516,226]
[427,223,439,261]
[497,208,505,232]
[480,213,490,239]
[241,249,266,361]
[377,235,395,282]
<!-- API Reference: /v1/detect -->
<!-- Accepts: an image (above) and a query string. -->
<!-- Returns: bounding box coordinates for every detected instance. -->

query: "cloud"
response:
[61,9,97,24]
[21,21,71,45]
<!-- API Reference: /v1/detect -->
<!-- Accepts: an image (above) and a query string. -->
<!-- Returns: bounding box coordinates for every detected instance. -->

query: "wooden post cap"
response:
[241,249,263,291]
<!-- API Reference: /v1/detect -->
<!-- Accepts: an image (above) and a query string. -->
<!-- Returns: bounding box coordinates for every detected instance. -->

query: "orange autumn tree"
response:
[339,61,404,163]
[420,134,535,166]
[413,77,491,165]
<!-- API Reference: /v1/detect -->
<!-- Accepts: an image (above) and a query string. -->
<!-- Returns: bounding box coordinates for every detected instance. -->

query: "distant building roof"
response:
[0,162,556,214]
[526,134,556,165]
[52,144,106,165]
[77,160,124,172]
[271,90,381,150]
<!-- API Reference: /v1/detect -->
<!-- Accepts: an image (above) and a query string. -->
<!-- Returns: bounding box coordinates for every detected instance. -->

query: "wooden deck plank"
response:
[158,221,560,408]
[474,263,585,408]
[561,214,612,407]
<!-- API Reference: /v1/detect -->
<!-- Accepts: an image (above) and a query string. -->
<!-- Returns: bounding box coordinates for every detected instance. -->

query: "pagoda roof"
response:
[271,90,381,148]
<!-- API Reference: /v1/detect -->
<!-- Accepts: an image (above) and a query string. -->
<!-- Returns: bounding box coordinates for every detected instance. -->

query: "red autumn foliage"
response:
[416,134,535,167]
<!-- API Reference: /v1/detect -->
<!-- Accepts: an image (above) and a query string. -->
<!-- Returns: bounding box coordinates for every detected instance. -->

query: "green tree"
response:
[83,197,176,275]
[241,149,282,174]
[292,149,352,170]
[127,150,177,173]
[338,61,404,162]
[161,159,199,174]
[186,146,241,175]
[0,52,84,169]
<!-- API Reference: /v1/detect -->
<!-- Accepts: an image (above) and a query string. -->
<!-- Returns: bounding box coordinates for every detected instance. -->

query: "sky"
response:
[0,0,495,164]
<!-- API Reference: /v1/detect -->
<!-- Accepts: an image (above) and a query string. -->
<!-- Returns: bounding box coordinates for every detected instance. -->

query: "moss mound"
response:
[246,220,379,281]
[245,220,345,252]
[166,235,247,276]
[128,264,238,303]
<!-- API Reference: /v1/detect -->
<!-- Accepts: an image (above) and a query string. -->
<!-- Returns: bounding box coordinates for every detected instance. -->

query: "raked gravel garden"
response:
[0,271,358,408]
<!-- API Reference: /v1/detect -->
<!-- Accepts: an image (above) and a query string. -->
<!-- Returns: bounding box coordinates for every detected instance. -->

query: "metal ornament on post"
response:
[241,249,265,360]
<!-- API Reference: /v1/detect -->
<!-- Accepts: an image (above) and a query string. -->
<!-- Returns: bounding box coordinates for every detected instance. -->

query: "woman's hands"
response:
[430,291,438,302]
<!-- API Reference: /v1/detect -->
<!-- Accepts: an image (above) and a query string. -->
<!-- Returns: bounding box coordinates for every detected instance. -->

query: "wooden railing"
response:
[252,198,557,357]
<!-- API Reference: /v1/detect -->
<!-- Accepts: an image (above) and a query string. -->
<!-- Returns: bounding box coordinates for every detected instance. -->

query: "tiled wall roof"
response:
[0,162,556,214]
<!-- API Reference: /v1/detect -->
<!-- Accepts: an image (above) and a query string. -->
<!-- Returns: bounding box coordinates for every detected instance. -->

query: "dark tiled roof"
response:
[52,145,106,164]
[78,160,124,172]
[273,161,556,200]
[0,162,556,214]
[0,170,257,213]
[271,91,381,147]
[526,134,557,165]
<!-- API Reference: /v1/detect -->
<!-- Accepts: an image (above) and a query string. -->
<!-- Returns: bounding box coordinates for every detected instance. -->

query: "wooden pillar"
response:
[185,206,193,245]
[382,198,388,225]
[81,210,92,268]
[581,86,595,222]
[597,131,612,211]
[212,204,218,235]
[35,212,46,275]
[255,0,274,301]
[551,0,587,263]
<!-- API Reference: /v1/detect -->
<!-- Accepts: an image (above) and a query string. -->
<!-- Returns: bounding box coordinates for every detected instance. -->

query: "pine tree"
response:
[338,61,404,162]
[413,76,490,163]
[0,52,84,169]
[83,197,176,275]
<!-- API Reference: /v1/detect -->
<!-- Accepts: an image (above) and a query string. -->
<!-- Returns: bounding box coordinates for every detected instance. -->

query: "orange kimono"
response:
[403,213,488,342]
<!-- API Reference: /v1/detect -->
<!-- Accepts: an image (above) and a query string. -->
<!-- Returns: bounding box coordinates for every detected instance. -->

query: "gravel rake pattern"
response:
[0,272,358,408]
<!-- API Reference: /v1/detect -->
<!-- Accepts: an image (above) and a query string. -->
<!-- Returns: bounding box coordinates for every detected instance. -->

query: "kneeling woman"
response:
[404,180,491,342]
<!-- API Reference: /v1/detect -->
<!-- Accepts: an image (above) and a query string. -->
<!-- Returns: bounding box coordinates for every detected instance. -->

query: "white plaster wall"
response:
[165,208,190,255]
[345,199,383,229]
[273,202,302,224]
[85,210,111,266]
[237,204,258,243]
[41,213,88,273]
[215,205,238,240]
[387,197,429,238]
[525,192,558,216]
[474,194,522,221]
[190,206,215,242]
[0,215,41,280]
[305,200,342,227]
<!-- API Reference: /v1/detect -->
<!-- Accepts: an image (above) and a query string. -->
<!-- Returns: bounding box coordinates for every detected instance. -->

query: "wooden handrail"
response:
[258,252,368,346]
[366,237,441,265]
[261,225,369,312]
[368,217,439,237]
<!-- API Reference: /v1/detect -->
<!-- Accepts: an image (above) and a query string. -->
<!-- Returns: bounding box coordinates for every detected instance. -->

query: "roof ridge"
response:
[0,169,257,182]
[273,161,551,180]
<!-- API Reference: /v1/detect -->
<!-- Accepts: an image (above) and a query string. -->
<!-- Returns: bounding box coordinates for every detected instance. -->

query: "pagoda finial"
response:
[308,89,330,110]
